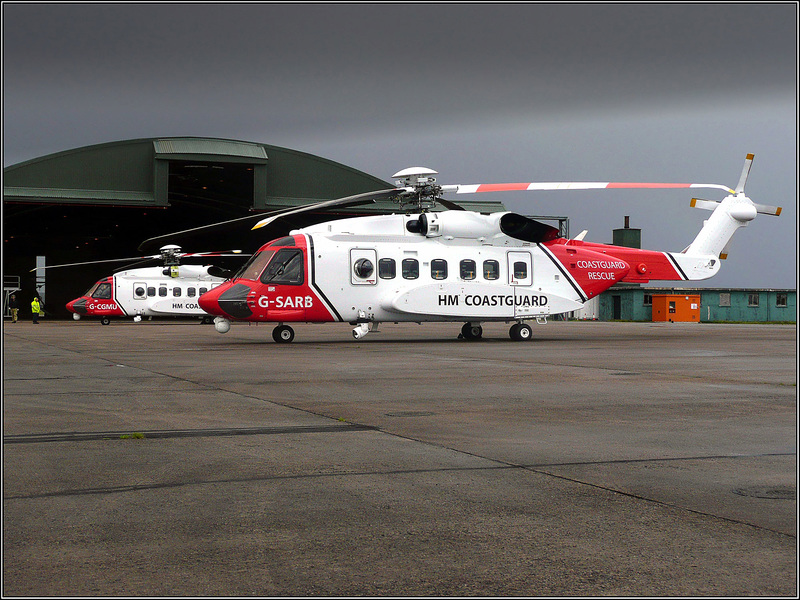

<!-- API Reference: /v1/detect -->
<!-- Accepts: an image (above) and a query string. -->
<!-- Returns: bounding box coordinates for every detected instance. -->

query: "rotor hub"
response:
[159,244,183,266]
[392,168,445,211]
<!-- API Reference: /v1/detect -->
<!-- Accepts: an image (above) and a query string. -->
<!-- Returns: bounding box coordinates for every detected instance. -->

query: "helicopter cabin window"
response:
[199,287,208,295]
[134,285,146,299]
[483,260,500,280]
[173,287,182,297]
[261,248,304,285]
[147,287,156,297]
[431,259,448,280]
[187,287,196,297]
[91,282,112,299]
[379,258,396,279]
[402,258,419,280]
[460,260,477,280]
[513,261,528,280]
[159,286,168,297]
[353,258,374,279]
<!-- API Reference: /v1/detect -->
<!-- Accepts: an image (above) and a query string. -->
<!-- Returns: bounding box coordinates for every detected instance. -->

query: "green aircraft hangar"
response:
[2,136,507,318]
[3,136,795,323]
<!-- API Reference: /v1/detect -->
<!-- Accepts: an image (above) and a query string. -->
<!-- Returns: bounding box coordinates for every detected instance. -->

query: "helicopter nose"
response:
[198,286,225,316]
[67,297,87,315]
[199,282,254,319]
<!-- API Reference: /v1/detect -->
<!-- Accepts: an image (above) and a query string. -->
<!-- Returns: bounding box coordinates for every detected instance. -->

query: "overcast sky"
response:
[3,3,797,288]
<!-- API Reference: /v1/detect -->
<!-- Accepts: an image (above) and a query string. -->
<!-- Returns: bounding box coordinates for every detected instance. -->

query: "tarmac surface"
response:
[2,318,797,596]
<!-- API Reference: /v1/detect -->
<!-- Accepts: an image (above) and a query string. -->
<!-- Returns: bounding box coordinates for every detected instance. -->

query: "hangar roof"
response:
[3,136,506,214]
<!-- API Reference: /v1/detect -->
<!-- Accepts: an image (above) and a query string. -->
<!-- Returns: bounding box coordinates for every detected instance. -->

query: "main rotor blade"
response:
[29,255,158,272]
[434,197,466,211]
[441,182,735,194]
[252,188,401,230]
[111,258,161,273]
[137,210,290,251]
[31,249,252,273]
[181,250,250,258]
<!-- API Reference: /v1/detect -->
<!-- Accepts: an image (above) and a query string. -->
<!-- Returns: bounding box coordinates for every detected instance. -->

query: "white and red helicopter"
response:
[196,154,780,342]
[35,245,248,324]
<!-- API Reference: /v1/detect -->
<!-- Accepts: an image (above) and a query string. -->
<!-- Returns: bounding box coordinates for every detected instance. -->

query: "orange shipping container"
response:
[652,294,701,322]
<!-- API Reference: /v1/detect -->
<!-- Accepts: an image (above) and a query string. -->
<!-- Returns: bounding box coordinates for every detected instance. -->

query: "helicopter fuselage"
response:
[67,264,225,324]
[198,211,717,339]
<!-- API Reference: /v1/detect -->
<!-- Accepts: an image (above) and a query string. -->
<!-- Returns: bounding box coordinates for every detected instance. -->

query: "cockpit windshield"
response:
[233,250,275,281]
[260,249,304,285]
[86,281,112,299]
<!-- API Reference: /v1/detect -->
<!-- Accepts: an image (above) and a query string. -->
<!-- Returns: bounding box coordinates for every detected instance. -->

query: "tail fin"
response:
[684,154,781,259]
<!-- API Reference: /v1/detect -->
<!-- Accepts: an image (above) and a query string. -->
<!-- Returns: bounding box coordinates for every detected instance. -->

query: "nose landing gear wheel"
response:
[272,325,295,343]
[461,322,483,341]
[510,322,532,341]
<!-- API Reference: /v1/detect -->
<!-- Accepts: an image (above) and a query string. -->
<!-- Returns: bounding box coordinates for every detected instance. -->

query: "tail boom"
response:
[571,241,720,282]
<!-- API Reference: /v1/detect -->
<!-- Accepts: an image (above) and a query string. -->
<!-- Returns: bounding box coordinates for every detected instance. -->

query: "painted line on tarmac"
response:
[3,423,377,444]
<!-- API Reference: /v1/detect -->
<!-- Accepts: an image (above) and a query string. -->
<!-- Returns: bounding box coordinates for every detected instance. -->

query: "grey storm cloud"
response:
[2,2,797,289]
[3,3,795,128]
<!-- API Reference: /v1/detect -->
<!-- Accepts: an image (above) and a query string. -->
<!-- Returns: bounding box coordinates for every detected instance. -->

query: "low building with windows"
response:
[580,286,796,323]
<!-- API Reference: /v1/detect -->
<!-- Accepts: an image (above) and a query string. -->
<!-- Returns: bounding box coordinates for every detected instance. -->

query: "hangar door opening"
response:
[167,160,255,219]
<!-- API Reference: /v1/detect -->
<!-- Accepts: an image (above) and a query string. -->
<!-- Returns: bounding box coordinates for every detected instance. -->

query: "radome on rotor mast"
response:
[193,153,781,342]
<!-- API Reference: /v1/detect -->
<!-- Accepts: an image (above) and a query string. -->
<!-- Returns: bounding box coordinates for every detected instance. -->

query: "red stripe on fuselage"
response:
[547,239,684,284]
[544,242,630,299]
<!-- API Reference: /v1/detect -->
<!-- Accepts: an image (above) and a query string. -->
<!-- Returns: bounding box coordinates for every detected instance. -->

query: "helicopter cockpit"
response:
[232,236,305,286]
[85,280,113,299]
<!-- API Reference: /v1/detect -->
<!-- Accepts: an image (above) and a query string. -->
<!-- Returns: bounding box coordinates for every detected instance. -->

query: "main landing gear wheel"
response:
[461,322,483,341]
[272,325,295,344]
[510,322,532,341]
[100,317,111,326]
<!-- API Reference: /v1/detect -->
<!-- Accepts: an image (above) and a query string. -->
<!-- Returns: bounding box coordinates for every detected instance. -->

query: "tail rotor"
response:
[685,154,781,259]
[734,153,755,194]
